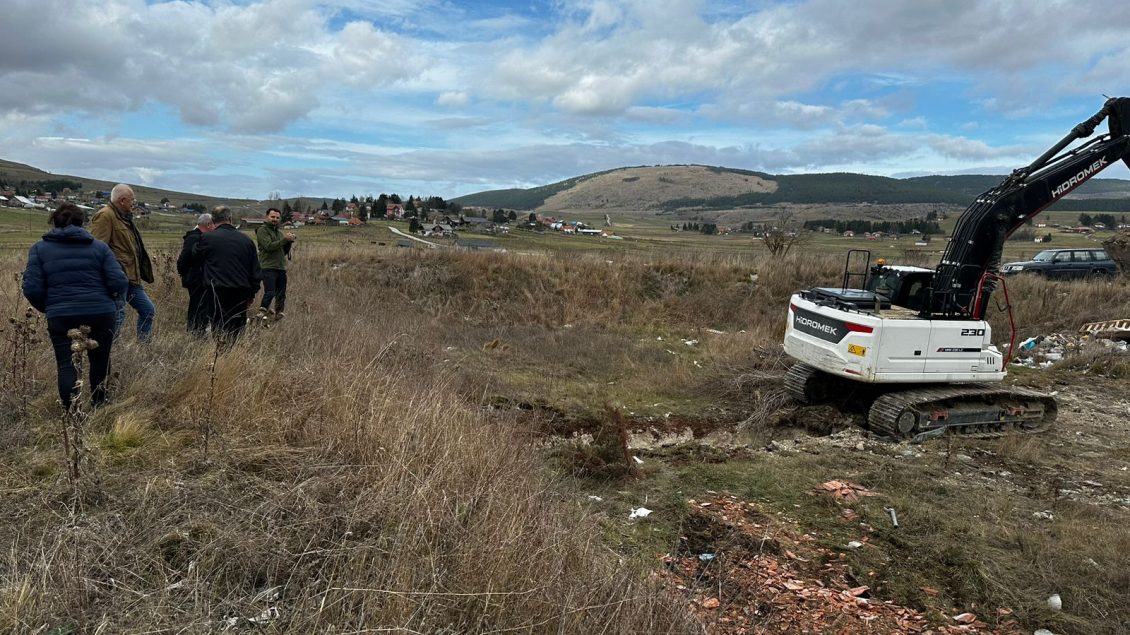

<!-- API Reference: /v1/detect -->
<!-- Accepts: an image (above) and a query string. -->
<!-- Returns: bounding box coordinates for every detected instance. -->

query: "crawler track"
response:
[784,363,1057,441]
[783,363,822,404]
[868,384,1056,441]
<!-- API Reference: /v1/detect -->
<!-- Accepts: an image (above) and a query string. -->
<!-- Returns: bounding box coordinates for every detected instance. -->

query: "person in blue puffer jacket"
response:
[23,203,129,410]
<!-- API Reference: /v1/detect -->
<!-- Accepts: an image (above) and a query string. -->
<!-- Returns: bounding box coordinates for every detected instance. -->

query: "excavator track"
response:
[785,364,1057,441]
[784,363,822,404]
[868,384,1057,442]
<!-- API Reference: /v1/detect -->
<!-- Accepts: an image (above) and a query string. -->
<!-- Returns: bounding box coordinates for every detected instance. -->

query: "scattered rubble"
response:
[811,480,879,503]
[659,495,1024,634]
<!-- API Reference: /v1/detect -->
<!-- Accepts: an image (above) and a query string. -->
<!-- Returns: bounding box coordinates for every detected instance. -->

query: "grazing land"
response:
[1,204,1128,634]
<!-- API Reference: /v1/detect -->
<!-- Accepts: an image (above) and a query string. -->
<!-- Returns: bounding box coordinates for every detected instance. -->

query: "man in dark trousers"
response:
[176,212,215,335]
[255,207,296,321]
[195,206,261,343]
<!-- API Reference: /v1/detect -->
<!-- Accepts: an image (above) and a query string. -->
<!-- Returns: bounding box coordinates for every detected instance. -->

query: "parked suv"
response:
[1002,248,1118,279]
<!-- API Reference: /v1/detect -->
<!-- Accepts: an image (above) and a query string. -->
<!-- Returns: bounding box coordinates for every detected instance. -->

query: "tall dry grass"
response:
[0,245,700,633]
[3,238,1128,632]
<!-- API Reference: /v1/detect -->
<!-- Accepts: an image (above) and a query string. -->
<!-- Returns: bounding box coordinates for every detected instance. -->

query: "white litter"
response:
[628,507,653,520]
[1047,594,1062,611]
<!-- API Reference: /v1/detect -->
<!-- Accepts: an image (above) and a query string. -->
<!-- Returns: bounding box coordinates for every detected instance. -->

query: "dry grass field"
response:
[1,210,1129,634]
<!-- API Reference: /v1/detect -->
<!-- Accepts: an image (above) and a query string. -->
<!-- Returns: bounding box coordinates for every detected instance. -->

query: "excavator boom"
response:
[932,97,1130,317]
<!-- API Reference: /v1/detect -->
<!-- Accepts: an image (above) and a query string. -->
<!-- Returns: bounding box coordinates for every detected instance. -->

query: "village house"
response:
[425,223,454,236]
[12,195,44,209]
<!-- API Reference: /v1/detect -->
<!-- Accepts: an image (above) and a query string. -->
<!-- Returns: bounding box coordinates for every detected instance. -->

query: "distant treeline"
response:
[0,173,84,196]
[803,218,943,235]
[661,172,971,210]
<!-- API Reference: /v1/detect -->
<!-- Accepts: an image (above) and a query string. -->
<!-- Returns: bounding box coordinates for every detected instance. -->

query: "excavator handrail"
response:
[971,271,1017,367]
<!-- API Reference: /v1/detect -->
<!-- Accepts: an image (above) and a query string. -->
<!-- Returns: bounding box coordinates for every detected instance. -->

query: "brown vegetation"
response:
[0,247,703,633]
[2,243,1129,634]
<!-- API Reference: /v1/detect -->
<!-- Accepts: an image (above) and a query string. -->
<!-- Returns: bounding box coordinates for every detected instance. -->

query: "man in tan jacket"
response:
[90,183,156,341]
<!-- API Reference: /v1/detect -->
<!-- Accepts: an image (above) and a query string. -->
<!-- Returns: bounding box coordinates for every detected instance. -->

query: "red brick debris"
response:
[811,479,880,503]
[658,495,1024,635]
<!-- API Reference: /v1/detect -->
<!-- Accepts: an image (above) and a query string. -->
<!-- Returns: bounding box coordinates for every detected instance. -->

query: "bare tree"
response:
[761,210,809,256]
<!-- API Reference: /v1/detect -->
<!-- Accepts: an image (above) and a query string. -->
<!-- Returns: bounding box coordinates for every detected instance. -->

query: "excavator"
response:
[783,97,1130,441]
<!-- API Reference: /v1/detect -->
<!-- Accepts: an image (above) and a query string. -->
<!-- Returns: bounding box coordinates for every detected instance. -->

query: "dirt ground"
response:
[556,372,1130,635]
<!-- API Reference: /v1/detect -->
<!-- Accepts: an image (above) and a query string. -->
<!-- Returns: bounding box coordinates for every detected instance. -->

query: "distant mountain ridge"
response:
[0,158,253,208]
[452,165,1130,212]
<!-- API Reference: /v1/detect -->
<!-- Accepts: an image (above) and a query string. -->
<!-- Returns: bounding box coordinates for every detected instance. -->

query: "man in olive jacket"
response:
[90,183,156,341]
[255,207,296,320]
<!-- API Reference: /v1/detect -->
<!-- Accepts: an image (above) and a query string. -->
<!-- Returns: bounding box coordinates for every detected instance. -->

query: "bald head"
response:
[111,184,135,210]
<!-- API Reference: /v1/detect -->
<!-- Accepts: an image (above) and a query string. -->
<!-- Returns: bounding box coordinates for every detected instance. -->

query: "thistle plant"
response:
[60,326,100,496]
[2,305,41,419]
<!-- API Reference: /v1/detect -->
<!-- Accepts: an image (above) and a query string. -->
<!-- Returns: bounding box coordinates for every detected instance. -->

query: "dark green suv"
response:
[1002,248,1118,279]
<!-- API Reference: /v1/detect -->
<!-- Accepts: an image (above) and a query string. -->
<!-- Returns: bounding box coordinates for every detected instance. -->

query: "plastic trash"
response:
[883,507,900,528]
[628,507,653,520]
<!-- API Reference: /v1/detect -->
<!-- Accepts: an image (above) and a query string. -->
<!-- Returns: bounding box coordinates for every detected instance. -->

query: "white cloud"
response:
[2,0,1129,199]
[437,91,470,107]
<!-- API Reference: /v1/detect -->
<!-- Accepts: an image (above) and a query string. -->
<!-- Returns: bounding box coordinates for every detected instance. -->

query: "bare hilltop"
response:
[540,165,777,211]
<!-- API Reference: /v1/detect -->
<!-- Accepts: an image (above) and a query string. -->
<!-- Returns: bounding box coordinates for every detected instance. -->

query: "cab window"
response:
[1073,251,1092,262]
[1053,251,1071,262]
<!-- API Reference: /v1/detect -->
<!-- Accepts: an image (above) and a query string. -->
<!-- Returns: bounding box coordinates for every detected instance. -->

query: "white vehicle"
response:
[783,97,1130,440]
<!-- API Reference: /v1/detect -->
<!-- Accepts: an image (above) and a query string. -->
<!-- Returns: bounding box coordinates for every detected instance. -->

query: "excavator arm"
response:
[931,97,1130,317]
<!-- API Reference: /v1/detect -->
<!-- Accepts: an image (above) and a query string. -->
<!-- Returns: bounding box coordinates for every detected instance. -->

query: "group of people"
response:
[21,183,297,411]
[175,205,294,338]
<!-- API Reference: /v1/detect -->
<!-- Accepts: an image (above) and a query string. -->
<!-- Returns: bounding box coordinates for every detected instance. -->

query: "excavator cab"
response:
[865,265,934,313]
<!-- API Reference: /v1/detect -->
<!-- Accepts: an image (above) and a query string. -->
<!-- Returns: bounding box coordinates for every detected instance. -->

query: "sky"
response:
[2,0,1130,201]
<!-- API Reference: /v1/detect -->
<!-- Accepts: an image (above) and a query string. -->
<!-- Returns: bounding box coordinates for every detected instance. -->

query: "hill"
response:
[453,164,1130,212]
[0,158,254,208]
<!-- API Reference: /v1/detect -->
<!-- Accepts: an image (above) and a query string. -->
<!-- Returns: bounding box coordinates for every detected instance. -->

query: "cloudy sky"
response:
[2,0,1129,201]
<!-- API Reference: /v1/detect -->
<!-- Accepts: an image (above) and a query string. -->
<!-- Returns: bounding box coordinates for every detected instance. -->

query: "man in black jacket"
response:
[176,212,215,335]
[195,206,262,343]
